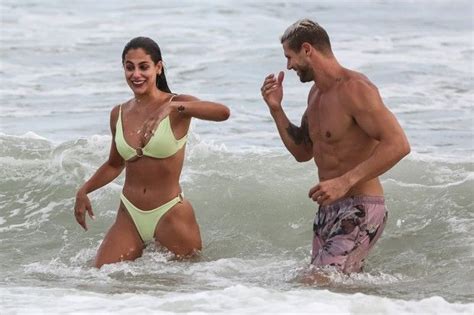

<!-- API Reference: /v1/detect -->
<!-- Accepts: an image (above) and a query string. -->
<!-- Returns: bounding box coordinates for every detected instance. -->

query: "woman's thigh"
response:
[154,200,202,257]
[94,206,144,268]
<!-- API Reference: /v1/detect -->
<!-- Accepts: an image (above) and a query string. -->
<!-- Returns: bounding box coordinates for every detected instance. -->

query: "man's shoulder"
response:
[339,73,379,103]
[338,72,385,114]
[341,71,376,92]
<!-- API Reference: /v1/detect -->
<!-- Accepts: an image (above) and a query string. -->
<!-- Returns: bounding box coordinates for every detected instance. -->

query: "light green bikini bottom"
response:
[120,192,183,242]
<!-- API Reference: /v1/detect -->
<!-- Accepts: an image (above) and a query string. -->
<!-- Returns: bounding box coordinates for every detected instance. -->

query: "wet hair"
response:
[280,19,332,55]
[121,37,171,93]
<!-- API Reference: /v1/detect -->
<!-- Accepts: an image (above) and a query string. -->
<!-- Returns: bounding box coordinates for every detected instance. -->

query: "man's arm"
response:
[309,79,410,204]
[344,80,410,186]
[270,108,313,162]
[261,72,313,162]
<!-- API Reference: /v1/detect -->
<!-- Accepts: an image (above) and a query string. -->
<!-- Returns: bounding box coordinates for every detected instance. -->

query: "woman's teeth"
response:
[132,80,145,86]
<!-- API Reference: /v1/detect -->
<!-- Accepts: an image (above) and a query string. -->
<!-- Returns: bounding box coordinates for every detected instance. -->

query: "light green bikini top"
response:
[114,105,188,160]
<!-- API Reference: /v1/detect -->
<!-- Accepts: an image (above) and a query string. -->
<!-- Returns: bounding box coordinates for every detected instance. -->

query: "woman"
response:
[74,37,230,268]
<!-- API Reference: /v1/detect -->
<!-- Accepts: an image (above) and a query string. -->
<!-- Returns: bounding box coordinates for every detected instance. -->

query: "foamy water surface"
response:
[1,0,473,314]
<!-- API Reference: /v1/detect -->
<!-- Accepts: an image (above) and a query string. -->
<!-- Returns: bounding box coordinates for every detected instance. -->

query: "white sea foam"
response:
[383,174,473,189]
[1,0,473,312]
[0,131,49,141]
[0,285,472,315]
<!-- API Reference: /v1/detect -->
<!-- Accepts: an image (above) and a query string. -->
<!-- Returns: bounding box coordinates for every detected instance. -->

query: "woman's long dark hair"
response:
[121,37,171,93]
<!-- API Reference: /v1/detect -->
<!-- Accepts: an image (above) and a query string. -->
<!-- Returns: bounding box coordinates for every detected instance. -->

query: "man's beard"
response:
[298,65,314,83]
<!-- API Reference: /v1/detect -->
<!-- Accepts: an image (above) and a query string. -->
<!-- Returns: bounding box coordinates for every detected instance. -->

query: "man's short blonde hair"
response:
[280,19,332,55]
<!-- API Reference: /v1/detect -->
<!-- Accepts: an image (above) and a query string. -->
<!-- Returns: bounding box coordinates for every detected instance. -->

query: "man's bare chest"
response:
[307,91,353,143]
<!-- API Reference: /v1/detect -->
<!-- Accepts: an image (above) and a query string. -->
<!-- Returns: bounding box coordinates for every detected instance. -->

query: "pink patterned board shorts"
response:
[312,196,387,273]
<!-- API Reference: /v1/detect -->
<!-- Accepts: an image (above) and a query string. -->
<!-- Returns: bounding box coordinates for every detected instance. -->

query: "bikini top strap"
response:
[169,93,179,102]
[117,103,124,122]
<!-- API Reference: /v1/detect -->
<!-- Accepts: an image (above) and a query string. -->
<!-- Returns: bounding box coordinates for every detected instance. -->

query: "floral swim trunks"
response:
[311,195,388,273]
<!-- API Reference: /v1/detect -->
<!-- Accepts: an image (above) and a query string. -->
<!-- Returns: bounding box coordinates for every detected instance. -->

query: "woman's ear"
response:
[156,60,163,75]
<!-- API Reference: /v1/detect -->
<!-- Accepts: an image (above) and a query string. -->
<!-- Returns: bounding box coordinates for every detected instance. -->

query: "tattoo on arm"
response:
[301,115,312,145]
[286,123,304,145]
[286,115,312,146]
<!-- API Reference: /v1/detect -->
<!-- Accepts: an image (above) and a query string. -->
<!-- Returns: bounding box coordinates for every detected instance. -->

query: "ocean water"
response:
[1,0,473,314]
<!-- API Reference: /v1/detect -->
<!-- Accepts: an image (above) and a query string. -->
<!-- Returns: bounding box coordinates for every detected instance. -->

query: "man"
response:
[261,19,410,275]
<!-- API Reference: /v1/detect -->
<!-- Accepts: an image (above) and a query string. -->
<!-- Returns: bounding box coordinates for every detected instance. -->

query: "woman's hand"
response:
[141,104,173,143]
[74,190,95,231]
